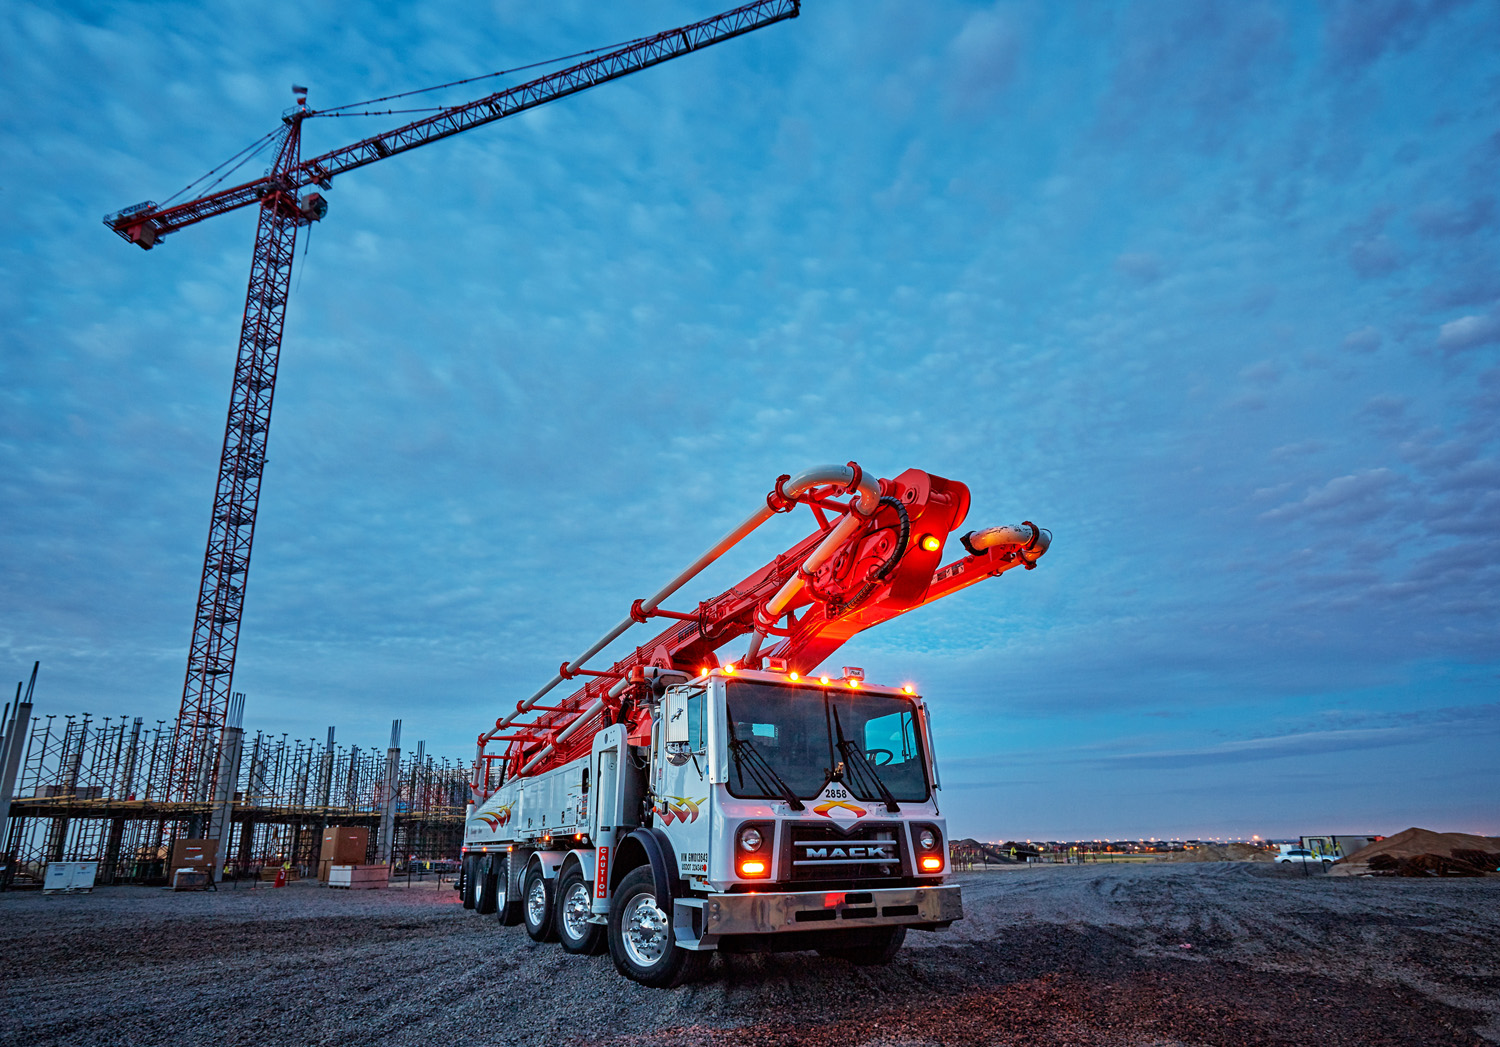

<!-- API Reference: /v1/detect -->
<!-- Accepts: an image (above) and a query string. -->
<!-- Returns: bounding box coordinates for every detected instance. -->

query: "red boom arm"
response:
[477,463,1049,792]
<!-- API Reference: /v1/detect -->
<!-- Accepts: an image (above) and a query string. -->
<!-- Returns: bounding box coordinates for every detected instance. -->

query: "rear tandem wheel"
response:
[556,864,607,955]
[523,862,559,942]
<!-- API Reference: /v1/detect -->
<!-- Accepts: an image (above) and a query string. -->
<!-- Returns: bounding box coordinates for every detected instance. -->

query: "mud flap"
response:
[497,851,523,927]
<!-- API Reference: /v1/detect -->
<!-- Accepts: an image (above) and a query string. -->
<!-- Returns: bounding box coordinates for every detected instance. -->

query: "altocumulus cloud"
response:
[3,0,1499,839]
[1438,312,1500,351]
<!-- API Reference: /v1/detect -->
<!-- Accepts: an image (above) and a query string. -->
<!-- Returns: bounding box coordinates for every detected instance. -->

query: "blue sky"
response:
[2,0,1497,840]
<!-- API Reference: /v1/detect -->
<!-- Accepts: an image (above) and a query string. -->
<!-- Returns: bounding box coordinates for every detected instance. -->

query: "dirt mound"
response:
[1331,827,1500,878]
[1160,843,1273,863]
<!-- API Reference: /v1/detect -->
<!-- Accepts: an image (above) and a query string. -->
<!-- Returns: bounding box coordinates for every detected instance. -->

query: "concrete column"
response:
[205,693,245,881]
[206,725,243,881]
[0,701,33,853]
[313,726,334,866]
[376,720,401,865]
[236,814,256,869]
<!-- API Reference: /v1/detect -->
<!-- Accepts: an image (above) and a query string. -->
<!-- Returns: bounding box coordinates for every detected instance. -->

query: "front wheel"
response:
[607,866,708,987]
[556,866,607,955]
[817,925,906,966]
[523,864,558,942]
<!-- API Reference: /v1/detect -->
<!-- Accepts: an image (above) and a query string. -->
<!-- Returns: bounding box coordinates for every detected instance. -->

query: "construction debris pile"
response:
[1332,827,1500,878]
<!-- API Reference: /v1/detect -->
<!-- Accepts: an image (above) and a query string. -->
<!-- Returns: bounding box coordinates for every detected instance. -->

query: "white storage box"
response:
[43,861,99,893]
[328,864,388,889]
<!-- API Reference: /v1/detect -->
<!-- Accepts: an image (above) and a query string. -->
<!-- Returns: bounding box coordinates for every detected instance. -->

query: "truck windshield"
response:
[724,680,930,803]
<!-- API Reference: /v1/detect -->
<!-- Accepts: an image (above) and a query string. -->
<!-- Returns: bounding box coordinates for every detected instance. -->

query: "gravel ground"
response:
[3,862,1496,1047]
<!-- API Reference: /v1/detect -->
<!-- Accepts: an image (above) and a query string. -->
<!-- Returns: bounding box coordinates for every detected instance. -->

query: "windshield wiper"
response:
[831,707,900,813]
[728,735,805,811]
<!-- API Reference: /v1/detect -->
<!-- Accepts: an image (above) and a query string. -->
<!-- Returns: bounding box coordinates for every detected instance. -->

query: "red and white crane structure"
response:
[473,461,1050,792]
[103,1,801,807]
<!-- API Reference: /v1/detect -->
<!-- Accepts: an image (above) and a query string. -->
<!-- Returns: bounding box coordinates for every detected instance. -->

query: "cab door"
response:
[658,686,711,881]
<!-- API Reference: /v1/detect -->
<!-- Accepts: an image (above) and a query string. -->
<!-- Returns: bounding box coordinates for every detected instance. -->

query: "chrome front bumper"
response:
[676,884,962,946]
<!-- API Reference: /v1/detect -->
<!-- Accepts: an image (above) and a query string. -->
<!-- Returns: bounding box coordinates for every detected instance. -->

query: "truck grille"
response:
[787,821,902,882]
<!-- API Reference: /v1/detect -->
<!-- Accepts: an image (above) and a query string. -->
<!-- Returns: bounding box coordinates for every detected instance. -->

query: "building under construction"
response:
[0,689,467,887]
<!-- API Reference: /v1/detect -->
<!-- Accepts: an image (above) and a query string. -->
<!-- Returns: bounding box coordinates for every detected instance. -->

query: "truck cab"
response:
[462,665,961,986]
[655,666,954,901]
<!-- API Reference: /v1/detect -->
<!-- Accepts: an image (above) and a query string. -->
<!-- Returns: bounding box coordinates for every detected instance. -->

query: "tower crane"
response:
[103,1,800,807]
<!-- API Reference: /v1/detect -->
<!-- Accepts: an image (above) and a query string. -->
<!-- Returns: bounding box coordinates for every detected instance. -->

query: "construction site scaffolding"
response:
[0,707,466,886]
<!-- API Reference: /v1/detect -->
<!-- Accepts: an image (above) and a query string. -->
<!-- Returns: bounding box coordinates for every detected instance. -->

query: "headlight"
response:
[919,829,937,850]
[740,827,763,851]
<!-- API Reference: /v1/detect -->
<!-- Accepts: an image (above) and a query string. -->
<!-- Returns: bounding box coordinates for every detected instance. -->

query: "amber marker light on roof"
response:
[789,672,800,681]
[819,675,830,685]
[919,533,942,552]
[847,678,860,688]
[903,685,915,694]
[724,663,736,674]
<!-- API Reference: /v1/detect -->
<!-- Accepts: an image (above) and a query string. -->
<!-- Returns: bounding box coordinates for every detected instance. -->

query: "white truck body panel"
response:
[462,671,958,951]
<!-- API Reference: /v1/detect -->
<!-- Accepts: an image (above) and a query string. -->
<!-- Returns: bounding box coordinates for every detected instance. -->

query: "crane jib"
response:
[104,0,799,245]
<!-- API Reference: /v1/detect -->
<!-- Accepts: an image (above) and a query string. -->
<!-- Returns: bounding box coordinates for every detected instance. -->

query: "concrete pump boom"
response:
[476,461,1050,794]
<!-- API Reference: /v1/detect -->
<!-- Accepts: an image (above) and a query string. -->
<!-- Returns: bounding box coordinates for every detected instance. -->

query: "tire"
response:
[475,855,499,915]
[461,855,477,909]
[817,925,906,966]
[556,865,607,955]
[608,865,709,987]
[523,863,558,942]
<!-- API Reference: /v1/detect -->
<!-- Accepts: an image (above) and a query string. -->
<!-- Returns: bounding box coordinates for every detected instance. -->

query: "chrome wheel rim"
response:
[561,881,592,941]
[622,890,669,967]
[526,879,548,927]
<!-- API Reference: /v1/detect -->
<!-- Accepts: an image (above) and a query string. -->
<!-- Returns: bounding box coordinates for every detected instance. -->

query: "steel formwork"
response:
[1,712,466,886]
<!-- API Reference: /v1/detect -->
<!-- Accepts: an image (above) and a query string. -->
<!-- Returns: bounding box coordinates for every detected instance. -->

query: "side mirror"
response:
[664,689,690,744]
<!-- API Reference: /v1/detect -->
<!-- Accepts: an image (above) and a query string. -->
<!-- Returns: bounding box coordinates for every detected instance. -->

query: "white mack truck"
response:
[459,463,1049,986]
